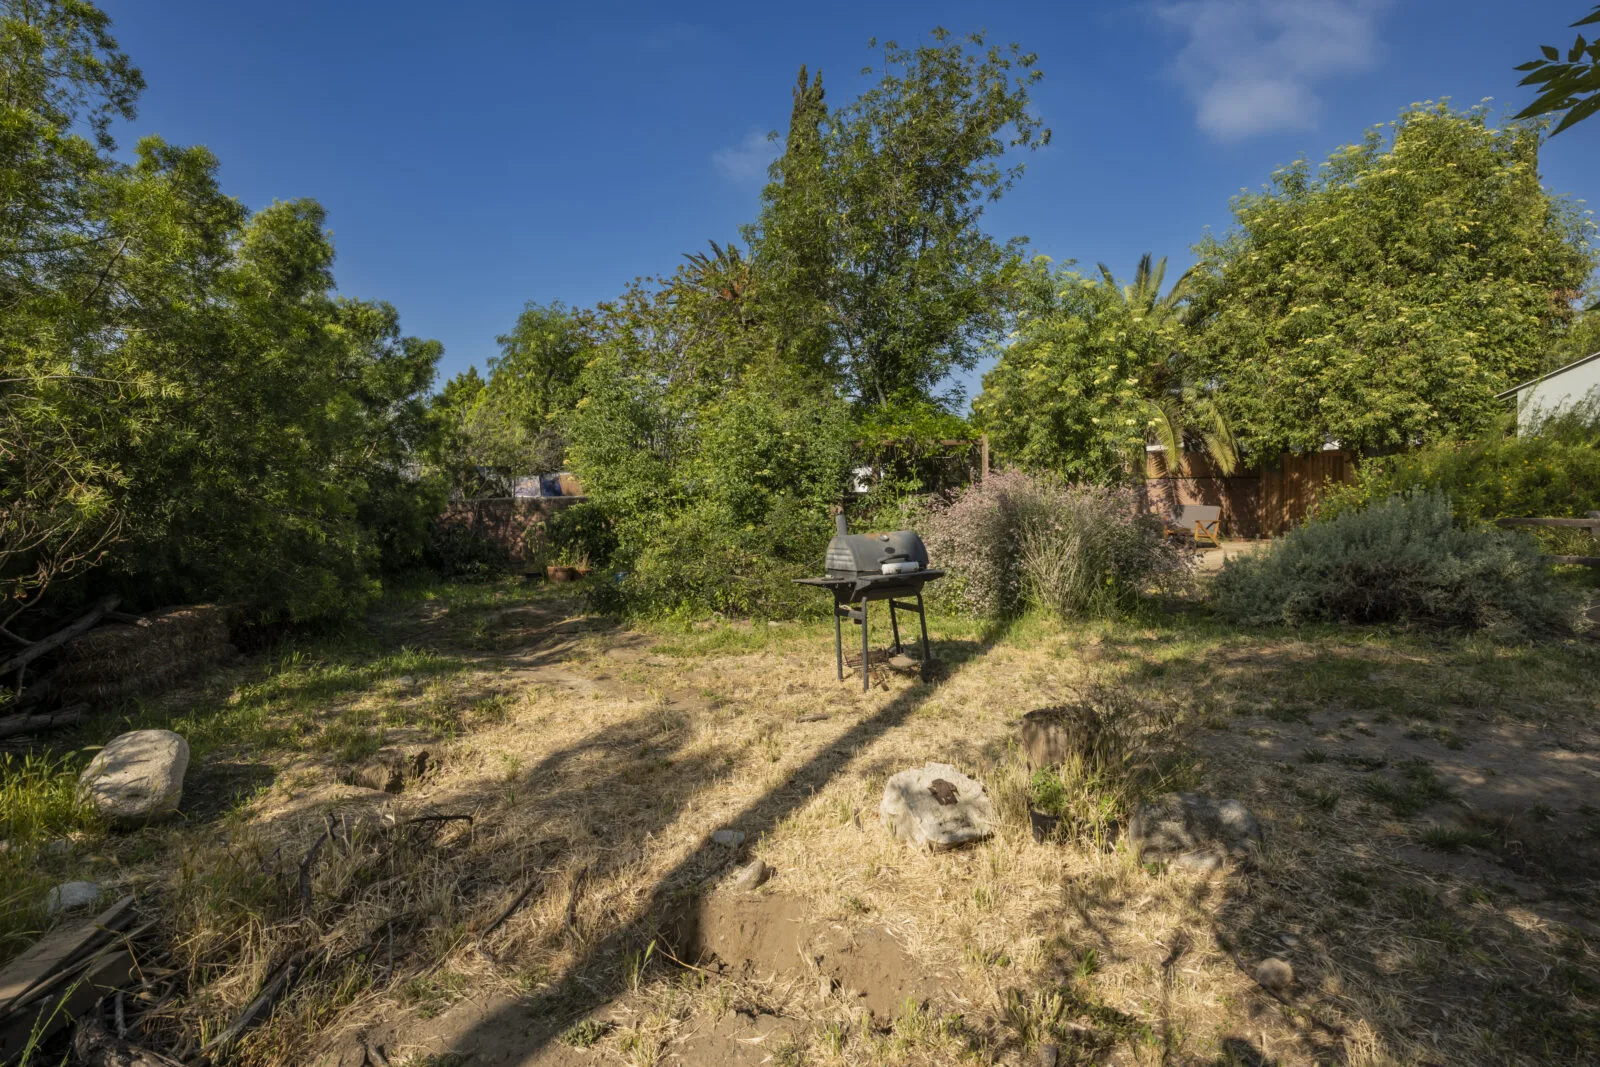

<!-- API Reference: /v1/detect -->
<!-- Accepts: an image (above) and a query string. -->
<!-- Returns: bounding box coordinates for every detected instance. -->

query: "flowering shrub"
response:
[922,470,1189,619]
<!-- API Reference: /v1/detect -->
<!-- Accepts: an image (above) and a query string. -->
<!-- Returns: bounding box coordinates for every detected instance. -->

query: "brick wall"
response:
[434,497,585,565]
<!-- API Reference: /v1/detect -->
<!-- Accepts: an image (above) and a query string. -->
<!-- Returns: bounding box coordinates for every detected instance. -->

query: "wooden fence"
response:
[1143,449,1356,539]
[1495,516,1600,567]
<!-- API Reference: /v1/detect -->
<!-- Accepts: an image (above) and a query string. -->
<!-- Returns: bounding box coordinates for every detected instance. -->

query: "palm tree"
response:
[1098,253,1240,477]
[1096,252,1196,321]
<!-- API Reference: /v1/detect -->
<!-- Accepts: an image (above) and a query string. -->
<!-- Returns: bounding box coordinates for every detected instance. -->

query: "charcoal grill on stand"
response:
[794,513,943,690]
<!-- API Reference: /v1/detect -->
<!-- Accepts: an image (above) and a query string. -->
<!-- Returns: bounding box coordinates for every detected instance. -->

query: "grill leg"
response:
[916,592,931,669]
[861,599,870,692]
[888,599,902,654]
[833,595,844,681]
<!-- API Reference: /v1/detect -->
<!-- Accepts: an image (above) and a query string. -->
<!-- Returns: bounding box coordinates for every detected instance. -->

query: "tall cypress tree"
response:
[748,65,835,379]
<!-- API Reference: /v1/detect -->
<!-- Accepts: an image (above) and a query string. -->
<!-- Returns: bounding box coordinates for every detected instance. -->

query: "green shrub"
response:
[1321,411,1600,526]
[1215,491,1581,633]
[613,497,830,619]
[568,359,851,618]
[543,501,618,569]
[423,523,505,579]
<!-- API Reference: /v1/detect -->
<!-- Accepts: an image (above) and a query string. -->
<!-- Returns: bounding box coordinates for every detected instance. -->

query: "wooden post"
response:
[979,434,989,485]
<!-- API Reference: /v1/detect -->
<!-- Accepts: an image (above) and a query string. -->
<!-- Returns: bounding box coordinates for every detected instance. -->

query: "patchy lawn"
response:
[3,578,1597,1066]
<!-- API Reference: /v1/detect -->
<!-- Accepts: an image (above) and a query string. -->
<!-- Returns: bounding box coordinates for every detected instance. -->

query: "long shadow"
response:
[432,619,1019,1060]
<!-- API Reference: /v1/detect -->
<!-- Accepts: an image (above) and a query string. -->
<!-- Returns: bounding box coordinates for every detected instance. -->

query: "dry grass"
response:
[6,579,1598,1066]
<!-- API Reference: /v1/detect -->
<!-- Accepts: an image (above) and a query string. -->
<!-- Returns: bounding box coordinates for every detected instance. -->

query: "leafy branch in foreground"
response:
[1515,5,1600,134]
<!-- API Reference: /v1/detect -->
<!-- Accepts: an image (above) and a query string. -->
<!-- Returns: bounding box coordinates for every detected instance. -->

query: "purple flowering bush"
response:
[921,469,1190,619]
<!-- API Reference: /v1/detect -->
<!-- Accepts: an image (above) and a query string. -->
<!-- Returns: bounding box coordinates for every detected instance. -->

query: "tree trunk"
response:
[0,596,119,679]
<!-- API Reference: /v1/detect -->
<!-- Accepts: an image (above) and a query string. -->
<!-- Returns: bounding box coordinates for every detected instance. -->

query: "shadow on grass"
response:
[417,618,1021,1061]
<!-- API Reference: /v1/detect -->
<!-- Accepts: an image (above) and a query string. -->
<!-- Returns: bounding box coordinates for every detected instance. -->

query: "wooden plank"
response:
[1496,517,1600,530]
[0,948,135,1061]
[1548,555,1600,567]
[0,895,135,1015]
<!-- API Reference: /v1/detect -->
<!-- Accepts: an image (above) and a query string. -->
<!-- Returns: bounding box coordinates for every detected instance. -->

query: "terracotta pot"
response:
[546,565,591,584]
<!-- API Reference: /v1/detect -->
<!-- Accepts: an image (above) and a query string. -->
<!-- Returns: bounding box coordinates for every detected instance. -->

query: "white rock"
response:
[77,729,189,826]
[880,762,997,851]
[46,880,101,916]
[711,829,745,847]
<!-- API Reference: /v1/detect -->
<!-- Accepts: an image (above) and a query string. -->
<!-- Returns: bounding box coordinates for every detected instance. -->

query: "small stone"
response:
[46,880,101,916]
[881,763,997,851]
[77,730,189,826]
[818,975,834,999]
[397,675,417,687]
[1254,957,1294,993]
[711,829,745,847]
[730,858,769,891]
[888,654,917,670]
[1279,934,1300,949]
[1039,1044,1061,1067]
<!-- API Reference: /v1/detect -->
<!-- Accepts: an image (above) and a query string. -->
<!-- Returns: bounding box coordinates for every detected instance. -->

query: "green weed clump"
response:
[1214,491,1582,634]
[0,752,101,961]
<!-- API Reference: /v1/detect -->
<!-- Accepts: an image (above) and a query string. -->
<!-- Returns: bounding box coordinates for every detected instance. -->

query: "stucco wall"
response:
[1518,356,1600,432]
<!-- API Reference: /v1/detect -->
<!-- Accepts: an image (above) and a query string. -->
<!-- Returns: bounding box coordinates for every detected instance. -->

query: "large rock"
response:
[77,730,189,826]
[1129,792,1261,867]
[880,762,997,851]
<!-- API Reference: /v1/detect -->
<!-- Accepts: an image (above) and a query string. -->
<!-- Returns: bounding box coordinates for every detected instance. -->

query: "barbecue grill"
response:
[794,513,944,689]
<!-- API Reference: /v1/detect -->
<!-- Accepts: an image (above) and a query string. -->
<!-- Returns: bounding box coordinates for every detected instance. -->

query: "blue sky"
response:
[104,1,1600,403]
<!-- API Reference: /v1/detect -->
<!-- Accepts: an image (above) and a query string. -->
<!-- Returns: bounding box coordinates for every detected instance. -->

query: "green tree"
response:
[2,1,443,630]
[973,265,1194,483]
[748,29,1050,408]
[426,301,593,496]
[560,253,852,615]
[1515,5,1600,134]
[1187,101,1596,456]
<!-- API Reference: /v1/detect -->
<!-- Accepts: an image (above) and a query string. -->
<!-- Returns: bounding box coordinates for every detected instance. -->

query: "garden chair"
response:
[1163,504,1223,548]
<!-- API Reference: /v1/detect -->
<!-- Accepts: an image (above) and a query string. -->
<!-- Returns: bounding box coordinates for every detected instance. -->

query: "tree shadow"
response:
[412,618,1020,1060]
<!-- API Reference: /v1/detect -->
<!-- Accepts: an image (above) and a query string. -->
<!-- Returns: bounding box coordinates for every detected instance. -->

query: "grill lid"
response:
[825,529,929,578]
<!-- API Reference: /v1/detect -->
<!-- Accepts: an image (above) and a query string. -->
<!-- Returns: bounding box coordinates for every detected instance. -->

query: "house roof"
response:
[1495,350,1600,400]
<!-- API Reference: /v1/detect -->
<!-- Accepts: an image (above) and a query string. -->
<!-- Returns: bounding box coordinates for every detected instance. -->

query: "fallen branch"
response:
[562,865,591,940]
[0,596,119,679]
[477,876,542,954]
[405,813,474,830]
[200,948,319,1055]
[0,703,88,739]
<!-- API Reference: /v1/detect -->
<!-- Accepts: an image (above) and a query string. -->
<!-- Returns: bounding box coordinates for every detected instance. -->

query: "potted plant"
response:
[546,548,592,584]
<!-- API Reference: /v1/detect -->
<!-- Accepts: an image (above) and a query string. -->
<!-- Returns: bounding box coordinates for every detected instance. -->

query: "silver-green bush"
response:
[1214,490,1582,634]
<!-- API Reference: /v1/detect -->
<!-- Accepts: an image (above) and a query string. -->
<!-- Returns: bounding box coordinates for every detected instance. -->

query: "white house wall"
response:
[1518,357,1600,432]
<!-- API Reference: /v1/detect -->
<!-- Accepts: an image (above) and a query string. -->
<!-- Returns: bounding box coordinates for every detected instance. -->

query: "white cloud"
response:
[712,128,779,183]
[1157,0,1387,139]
